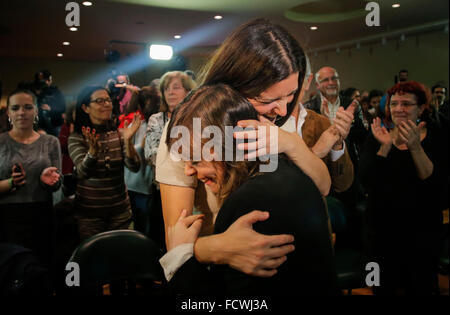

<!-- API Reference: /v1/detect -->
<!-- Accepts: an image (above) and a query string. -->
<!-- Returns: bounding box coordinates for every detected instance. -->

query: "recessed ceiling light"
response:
[392,4,400,8]
[310,26,318,30]
[82,1,93,6]
[57,53,63,57]
[174,35,181,39]
[70,27,78,31]
[214,15,223,20]
[63,42,70,46]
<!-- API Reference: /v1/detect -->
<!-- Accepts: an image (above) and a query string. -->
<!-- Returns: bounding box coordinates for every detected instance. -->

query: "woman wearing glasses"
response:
[69,86,141,240]
[360,81,448,295]
[0,89,62,268]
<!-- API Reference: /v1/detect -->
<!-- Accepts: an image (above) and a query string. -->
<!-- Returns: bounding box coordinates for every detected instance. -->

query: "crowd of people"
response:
[0,18,448,296]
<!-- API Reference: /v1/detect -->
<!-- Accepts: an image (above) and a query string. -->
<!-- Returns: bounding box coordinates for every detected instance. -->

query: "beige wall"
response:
[308,31,449,94]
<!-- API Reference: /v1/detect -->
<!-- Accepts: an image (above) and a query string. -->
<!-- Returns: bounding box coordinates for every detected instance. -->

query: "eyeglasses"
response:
[90,98,112,105]
[390,101,417,108]
[319,76,339,84]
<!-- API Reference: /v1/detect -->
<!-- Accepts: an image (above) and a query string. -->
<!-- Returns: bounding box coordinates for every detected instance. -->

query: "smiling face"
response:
[248,72,298,122]
[164,77,189,112]
[8,92,38,130]
[82,89,113,125]
[389,92,423,125]
[184,160,225,194]
[316,67,340,98]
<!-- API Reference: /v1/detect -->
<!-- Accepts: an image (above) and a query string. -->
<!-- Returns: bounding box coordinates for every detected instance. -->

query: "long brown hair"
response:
[167,84,263,204]
[198,18,307,126]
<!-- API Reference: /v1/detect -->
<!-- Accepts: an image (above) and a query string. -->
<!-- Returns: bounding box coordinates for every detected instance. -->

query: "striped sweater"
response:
[68,128,140,218]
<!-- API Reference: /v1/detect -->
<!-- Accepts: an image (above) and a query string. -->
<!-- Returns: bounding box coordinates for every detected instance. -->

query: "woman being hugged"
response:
[0,89,62,268]
[156,18,331,276]
[360,81,448,295]
[68,86,141,241]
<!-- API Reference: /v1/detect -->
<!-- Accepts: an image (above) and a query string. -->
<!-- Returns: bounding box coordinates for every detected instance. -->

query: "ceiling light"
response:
[310,26,318,31]
[392,4,400,8]
[149,44,173,60]
[214,15,223,20]
[70,27,78,31]
[82,1,93,6]
[63,42,70,46]
[57,53,63,57]
[174,35,181,39]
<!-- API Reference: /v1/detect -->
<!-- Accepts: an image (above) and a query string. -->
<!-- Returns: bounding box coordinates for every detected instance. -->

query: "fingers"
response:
[182,214,205,227]
[177,209,187,221]
[252,268,278,278]
[234,130,258,140]
[237,120,260,129]
[264,234,295,248]
[237,210,270,227]
[261,255,288,270]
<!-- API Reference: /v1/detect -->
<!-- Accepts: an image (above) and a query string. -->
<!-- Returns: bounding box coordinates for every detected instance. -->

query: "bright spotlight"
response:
[149,44,173,60]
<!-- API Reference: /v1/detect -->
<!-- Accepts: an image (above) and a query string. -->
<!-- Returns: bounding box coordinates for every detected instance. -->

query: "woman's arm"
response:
[144,114,164,165]
[68,132,98,179]
[0,178,13,194]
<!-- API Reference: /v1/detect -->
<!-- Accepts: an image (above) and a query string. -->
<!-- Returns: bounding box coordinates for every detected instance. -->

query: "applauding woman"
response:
[360,81,448,295]
[0,89,62,268]
[68,86,141,241]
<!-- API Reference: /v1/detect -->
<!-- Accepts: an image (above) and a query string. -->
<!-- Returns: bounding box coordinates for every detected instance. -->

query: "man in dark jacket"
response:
[34,70,66,136]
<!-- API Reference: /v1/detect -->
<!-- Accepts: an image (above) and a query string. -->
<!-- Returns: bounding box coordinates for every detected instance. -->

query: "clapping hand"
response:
[397,120,426,152]
[371,117,392,147]
[82,126,100,157]
[123,115,142,142]
[40,167,61,186]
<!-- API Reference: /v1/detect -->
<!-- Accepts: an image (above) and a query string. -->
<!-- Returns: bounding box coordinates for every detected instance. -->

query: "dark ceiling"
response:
[1,0,448,62]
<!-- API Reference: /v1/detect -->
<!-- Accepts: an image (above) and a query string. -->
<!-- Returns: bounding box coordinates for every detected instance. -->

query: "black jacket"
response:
[169,158,339,296]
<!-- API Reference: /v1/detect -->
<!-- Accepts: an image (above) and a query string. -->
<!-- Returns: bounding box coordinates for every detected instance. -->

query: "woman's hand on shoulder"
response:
[210,210,295,277]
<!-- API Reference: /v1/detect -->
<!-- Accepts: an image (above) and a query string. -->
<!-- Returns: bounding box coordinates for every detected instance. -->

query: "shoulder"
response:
[0,132,9,141]
[41,134,59,145]
[149,112,164,122]
[305,109,330,128]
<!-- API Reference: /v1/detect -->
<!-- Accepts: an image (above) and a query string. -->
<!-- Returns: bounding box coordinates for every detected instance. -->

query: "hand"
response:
[167,209,204,251]
[320,97,330,116]
[216,210,295,277]
[11,163,26,187]
[82,126,100,156]
[40,104,51,111]
[312,125,341,158]
[332,102,356,144]
[40,167,61,186]
[371,117,392,147]
[234,117,296,160]
[398,120,426,152]
[123,115,142,142]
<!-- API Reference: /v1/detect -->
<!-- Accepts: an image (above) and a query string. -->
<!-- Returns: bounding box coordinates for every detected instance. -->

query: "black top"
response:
[170,157,338,296]
[360,121,448,249]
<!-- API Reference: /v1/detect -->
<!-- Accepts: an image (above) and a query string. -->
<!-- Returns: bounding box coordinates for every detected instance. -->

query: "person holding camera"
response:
[0,89,62,269]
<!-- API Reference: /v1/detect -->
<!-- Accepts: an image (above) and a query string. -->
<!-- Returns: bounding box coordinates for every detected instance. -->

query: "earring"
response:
[8,117,11,124]
[34,116,39,123]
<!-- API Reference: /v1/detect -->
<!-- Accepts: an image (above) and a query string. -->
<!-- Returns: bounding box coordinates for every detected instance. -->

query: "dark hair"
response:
[73,86,115,133]
[431,84,447,95]
[125,86,161,121]
[167,84,262,204]
[342,87,359,99]
[64,102,76,125]
[368,89,384,102]
[199,18,306,127]
[7,89,37,108]
[385,81,431,126]
[34,70,52,83]
[399,69,408,74]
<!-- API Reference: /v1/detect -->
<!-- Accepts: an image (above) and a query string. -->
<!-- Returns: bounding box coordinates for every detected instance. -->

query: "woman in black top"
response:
[360,81,448,295]
[162,84,338,296]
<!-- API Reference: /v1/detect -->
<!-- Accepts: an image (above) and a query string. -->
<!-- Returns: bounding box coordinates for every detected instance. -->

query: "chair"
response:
[327,196,369,295]
[68,230,165,295]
